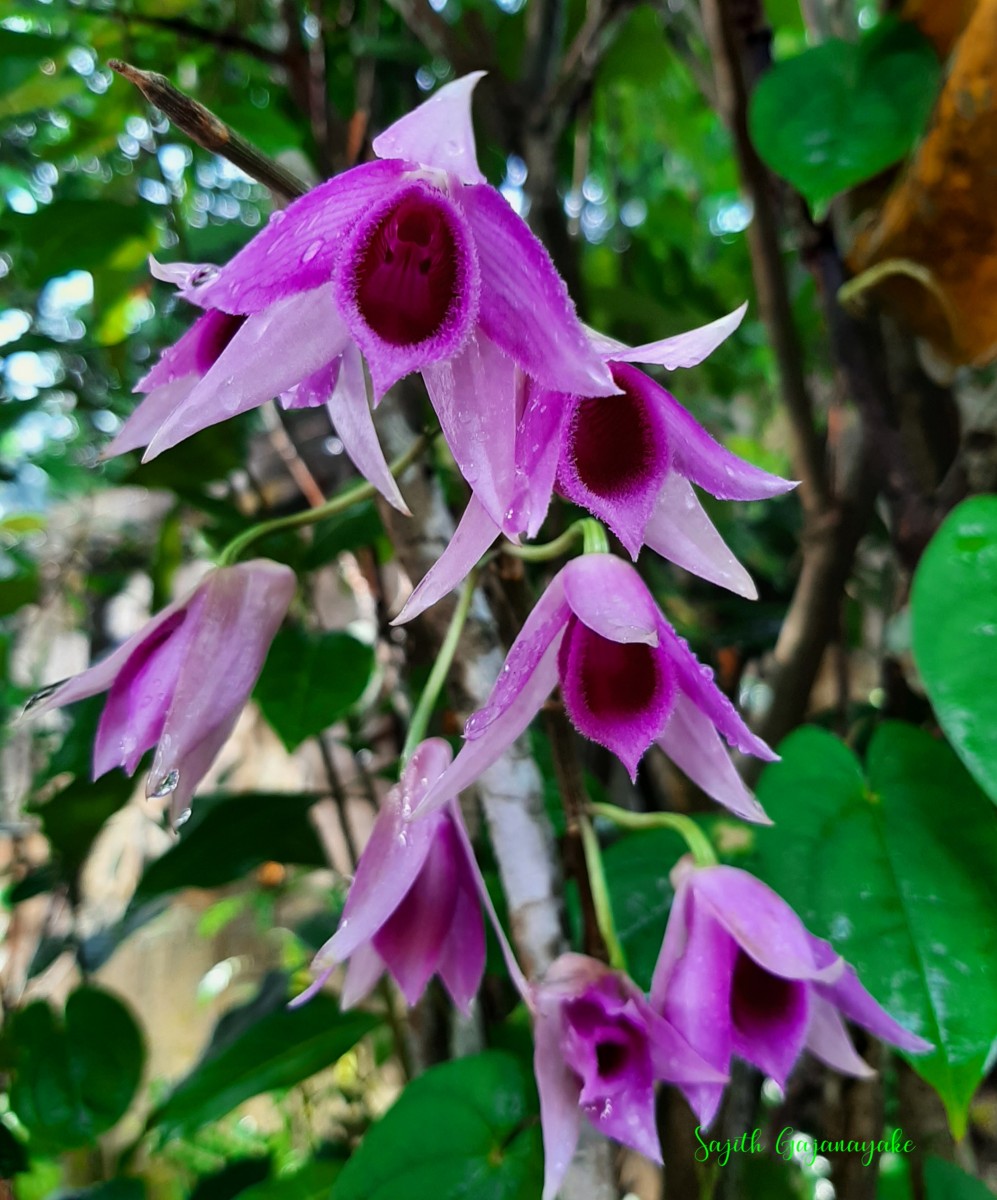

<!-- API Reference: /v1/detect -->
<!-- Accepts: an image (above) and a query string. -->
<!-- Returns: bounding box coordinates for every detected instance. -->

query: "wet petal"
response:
[533,997,583,1200]
[612,304,748,369]
[149,257,214,290]
[558,616,674,779]
[341,942,387,1009]
[142,286,350,459]
[434,809,487,1013]
[392,494,500,625]
[460,184,617,395]
[422,331,518,529]
[562,554,659,645]
[372,72,487,185]
[729,949,810,1085]
[656,623,777,761]
[327,344,410,513]
[805,995,877,1078]
[137,309,246,392]
[280,357,340,409]
[335,181,480,398]
[103,376,197,459]
[514,382,570,538]
[656,693,770,822]
[325,740,454,961]
[183,160,409,314]
[644,472,758,598]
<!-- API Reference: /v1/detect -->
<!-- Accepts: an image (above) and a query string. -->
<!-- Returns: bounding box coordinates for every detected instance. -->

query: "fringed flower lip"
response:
[532,953,727,1200]
[392,303,796,625]
[292,739,486,1014]
[414,553,776,823]
[117,73,616,531]
[650,859,934,1128]
[26,560,296,825]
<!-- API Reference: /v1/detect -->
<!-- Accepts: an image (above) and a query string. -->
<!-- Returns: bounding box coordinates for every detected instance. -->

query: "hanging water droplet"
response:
[149,768,180,798]
[24,679,66,712]
[173,806,192,830]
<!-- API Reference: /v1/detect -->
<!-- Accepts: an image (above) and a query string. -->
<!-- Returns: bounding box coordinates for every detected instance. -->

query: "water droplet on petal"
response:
[190,265,219,287]
[149,768,180,798]
[301,239,323,264]
[173,806,192,830]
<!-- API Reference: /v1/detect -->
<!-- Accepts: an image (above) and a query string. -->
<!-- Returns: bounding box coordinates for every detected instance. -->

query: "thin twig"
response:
[108,60,309,202]
[87,7,282,64]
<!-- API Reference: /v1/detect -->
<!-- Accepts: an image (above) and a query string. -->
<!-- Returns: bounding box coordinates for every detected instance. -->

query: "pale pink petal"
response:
[103,376,197,459]
[416,634,564,816]
[562,554,660,645]
[805,996,876,1078]
[422,332,518,529]
[656,623,777,761]
[181,160,408,314]
[533,999,583,1200]
[459,184,617,396]
[280,357,340,409]
[341,942,387,1009]
[656,693,770,822]
[325,740,454,962]
[514,382,570,538]
[137,309,246,392]
[372,71,487,185]
[327,344,410,513]
[643,473,757,598]
[149,257,213,290]
[613,304,748,369]
[142,286,350,459]
[392,494,500,625]
[334,181,480,398]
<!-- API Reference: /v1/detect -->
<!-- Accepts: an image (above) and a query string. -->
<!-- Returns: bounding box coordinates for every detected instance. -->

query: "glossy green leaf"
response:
[8,987,145,1152]
[923,1156,994,1200]
[148,987,377,1141]
[912,495,997,806]
[254,625,375,752]
[30,772,134,883]
[754,723,997,1138]
[748,20,939,214]
[237,1157,343,1199]
[133,791,326,901]
[336,1051,543,1200]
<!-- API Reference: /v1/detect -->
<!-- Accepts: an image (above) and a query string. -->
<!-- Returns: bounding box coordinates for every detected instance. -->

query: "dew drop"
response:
[149,768,181,798]
[301,239,323,264]
[173,806,192,830]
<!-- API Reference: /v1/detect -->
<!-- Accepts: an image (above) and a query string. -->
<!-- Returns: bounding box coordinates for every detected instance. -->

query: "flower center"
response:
[730,951,798,1038]
[195,310,246,373]
[594,1038,629,1080]
[575,625,661,721]
[356,193,459,346]
[566,383,660,499]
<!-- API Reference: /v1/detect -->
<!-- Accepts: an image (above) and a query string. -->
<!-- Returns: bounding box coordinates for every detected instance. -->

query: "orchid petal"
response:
[584,1075,661,1164]
[137,309,246,392]
[436,809,487,1013]
[533,999,583,1200]
[644,473,758,599]
[656,693,770,822]
[728,952,810,1086]
[643,1006,730,1088]
[392,494,500,625]
[514,383,570,538]
[656,386,797,502]
[562,554,659,645]
[656,624,777,761]
[280,357,340,409]
[809,934,933,1054]
[103,376,197,459]
[613,304,748,369]
[327,345,410,513]
[341,942,387,1009]
[143,286,350,459]
[147,561,296,807]
[182,160,409,314]
[149,257,212,290]
[459,184,617,395]
[805,996,877,1078]
[325,740,454,962]
[422,332,518,529]
[416,634,564,816]
[372,72,487,185]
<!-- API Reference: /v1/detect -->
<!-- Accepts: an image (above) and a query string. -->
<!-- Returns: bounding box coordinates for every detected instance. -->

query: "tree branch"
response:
[91,7,282,65]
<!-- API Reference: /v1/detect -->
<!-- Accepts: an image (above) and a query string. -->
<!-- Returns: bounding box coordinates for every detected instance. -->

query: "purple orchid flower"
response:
[415,553,776,823]
[393,305,796,623]
[112,73,615,530]
[296,739,486,1013]
[28,560,295,823]
[650,859,934,1127]
[532,954,727,1200]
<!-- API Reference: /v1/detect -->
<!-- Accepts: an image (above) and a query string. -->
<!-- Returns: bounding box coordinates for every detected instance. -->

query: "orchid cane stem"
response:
[580,815,628,973]
[217,433,429,566]
[588,802,719,868]
[401,567,478,764]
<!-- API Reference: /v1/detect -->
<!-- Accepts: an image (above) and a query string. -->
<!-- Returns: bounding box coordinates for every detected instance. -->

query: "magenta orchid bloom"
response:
[394,304,795,623]
[111,73,615,529]
[650,860,933,1127]
[296,739,486,1013]
[416,553,776,823]
[532,954,726,1200]
[28,560,295,822]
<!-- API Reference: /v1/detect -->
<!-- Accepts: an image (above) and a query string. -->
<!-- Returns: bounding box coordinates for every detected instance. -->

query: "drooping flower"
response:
[416,553,775,823]
[532,954,726,1200]
[113,74,615,530]
[650,859,933,1127]
[393,305,795,623]
[27,560,296,822]
[296,739,486,1012]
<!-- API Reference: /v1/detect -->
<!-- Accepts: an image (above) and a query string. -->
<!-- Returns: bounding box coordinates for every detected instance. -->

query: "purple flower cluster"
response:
[33,74,931,1194]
